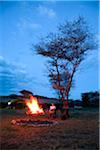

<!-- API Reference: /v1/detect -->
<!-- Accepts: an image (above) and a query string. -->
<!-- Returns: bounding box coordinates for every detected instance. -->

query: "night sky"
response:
[0,1,99,99]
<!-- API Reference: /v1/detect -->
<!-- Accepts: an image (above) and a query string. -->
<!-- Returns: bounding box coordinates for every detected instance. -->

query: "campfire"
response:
[11,95,58,127]
[25,96,44,115]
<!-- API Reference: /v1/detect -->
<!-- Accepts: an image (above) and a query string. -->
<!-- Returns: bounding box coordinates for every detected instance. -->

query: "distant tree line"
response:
[0,91,99,109]
[82,91,99,107]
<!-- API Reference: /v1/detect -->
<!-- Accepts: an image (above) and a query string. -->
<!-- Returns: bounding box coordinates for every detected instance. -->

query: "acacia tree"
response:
[34,17,95,101]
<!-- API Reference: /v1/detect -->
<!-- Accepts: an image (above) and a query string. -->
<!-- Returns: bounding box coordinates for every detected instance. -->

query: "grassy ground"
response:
[0,108,99,150]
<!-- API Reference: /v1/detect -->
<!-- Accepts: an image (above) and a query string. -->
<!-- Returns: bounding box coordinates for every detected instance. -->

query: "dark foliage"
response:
[82,91,99,107]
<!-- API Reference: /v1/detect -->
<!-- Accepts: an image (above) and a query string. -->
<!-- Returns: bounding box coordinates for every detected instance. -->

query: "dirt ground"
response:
[0,108,99,150]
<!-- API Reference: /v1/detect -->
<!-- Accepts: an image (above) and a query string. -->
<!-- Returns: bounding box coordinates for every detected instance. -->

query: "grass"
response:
[0,108,99,150]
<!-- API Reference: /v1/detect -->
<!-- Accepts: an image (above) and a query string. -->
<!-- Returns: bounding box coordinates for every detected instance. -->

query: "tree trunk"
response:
[61,63,78,120]
[65,63,78,101]
[56,59,64,101]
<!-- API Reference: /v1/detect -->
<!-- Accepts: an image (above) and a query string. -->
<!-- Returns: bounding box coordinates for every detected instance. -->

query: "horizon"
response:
[0,89,99,102]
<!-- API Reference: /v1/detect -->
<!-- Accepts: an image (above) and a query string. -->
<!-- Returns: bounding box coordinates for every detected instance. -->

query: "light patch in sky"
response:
[0,55,4,60]
[17,19,42,31]
[37,5,56,18]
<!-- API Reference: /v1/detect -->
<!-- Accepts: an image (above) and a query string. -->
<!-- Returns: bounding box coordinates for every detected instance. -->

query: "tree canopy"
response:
[34,17,96,100]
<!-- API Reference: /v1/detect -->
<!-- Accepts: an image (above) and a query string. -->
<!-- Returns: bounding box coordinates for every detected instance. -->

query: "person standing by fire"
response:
[61,100,70,120]
[49,103,56,118]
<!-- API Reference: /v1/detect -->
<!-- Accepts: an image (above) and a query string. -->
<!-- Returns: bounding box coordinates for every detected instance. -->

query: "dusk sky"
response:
[0,1,99,99]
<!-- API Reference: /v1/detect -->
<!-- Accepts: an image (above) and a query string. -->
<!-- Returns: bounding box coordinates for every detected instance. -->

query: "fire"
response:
[25,96,44,115]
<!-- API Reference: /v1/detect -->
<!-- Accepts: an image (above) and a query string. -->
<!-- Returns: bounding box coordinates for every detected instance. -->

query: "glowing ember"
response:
[25,96,44,115]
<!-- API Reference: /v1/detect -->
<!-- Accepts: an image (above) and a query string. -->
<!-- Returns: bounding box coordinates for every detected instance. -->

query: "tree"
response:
[82,91,99,107]
[20,90,33,97]
[34,17,95,101]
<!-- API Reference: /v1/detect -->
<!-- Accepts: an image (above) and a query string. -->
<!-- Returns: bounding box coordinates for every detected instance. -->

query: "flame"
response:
[25,96,44,115]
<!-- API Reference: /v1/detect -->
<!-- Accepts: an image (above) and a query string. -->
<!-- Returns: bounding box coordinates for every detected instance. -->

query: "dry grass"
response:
[0,108,99,150]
